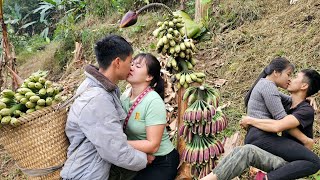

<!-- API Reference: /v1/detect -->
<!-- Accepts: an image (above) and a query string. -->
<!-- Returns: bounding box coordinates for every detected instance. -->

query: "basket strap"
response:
[16,163,63,177]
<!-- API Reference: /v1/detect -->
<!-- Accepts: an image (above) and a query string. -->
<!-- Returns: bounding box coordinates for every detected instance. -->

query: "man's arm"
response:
[287,128,314,149]
[79,93,147,171]
[240,115,313,149]
[241,115,299,133]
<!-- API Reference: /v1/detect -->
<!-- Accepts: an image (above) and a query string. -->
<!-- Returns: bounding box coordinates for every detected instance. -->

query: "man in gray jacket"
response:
[60,35,147,179]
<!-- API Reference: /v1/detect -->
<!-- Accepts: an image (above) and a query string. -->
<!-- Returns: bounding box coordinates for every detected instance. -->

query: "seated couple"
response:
[201,57,320,180]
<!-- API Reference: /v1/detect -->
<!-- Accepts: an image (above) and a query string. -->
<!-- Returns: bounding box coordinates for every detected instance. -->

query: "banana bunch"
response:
[0,70,65,128]
[166,57,196,71]
[153,15,197,68]
[191,160,216,180]
[180,134,225,179]
[181,135,224,165]
[179,84,228,179]
[175,71,205,89]
[182,106,228,137]
[179,123,193,143]
[157,38,197,60]
[183,84,220,107]
[182,100,215,126]
[153,15,185,39]
[157,38,197,68]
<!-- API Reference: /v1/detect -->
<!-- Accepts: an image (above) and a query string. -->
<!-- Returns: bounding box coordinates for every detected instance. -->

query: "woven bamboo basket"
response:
[0,105,69,180]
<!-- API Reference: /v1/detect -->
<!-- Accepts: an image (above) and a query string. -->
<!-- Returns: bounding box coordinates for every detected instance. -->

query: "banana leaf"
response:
[173,10,206,39]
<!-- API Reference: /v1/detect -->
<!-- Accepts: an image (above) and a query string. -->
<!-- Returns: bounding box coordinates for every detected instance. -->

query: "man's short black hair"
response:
[301,69,320,97]
[94,35,133,69]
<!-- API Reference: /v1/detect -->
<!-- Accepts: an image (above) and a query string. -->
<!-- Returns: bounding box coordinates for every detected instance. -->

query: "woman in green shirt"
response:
[121,53,179,180]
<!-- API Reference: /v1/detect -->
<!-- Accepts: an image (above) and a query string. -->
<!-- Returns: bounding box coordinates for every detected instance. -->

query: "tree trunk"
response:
[176,88,192,180]
[195,0,211,23]
[0,0,8,88]
[0,1,19,90]
[179,0,186,10]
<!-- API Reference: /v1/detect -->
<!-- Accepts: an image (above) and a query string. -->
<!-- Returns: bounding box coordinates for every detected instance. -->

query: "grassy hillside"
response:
[1,0,319,179]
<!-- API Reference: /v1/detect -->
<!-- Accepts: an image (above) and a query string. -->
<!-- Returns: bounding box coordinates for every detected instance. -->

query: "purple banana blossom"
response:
[120,3,173,28]
[120,11,138,28]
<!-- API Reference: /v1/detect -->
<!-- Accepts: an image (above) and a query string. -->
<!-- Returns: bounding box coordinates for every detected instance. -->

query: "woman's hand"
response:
[240,116,254,129]
[147,154,155,164]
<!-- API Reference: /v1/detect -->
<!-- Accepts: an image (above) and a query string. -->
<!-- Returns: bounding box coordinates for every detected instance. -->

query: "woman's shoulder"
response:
[145,90,164,102]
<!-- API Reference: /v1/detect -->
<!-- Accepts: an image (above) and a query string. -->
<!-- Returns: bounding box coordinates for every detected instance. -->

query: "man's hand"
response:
[303,137,314,150]
[147,154,155,165]
[240,116,254,129]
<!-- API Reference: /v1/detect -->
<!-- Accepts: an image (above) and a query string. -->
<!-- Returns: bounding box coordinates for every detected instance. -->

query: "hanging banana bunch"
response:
[179,85,228,179]
[152,14,205,89]
[172,60,205,89]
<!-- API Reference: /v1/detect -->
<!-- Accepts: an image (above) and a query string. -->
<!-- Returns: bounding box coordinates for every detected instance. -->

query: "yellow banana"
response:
[180,74,186,85]
[190,73,198,81]
[171,58,177,68]
[186,74,192,83]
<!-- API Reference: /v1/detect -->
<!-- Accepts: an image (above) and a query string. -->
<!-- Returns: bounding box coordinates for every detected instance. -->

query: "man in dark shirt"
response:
[283,100,314,141]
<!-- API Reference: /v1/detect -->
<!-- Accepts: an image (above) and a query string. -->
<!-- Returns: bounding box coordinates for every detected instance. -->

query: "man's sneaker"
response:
[255,171,267,180]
